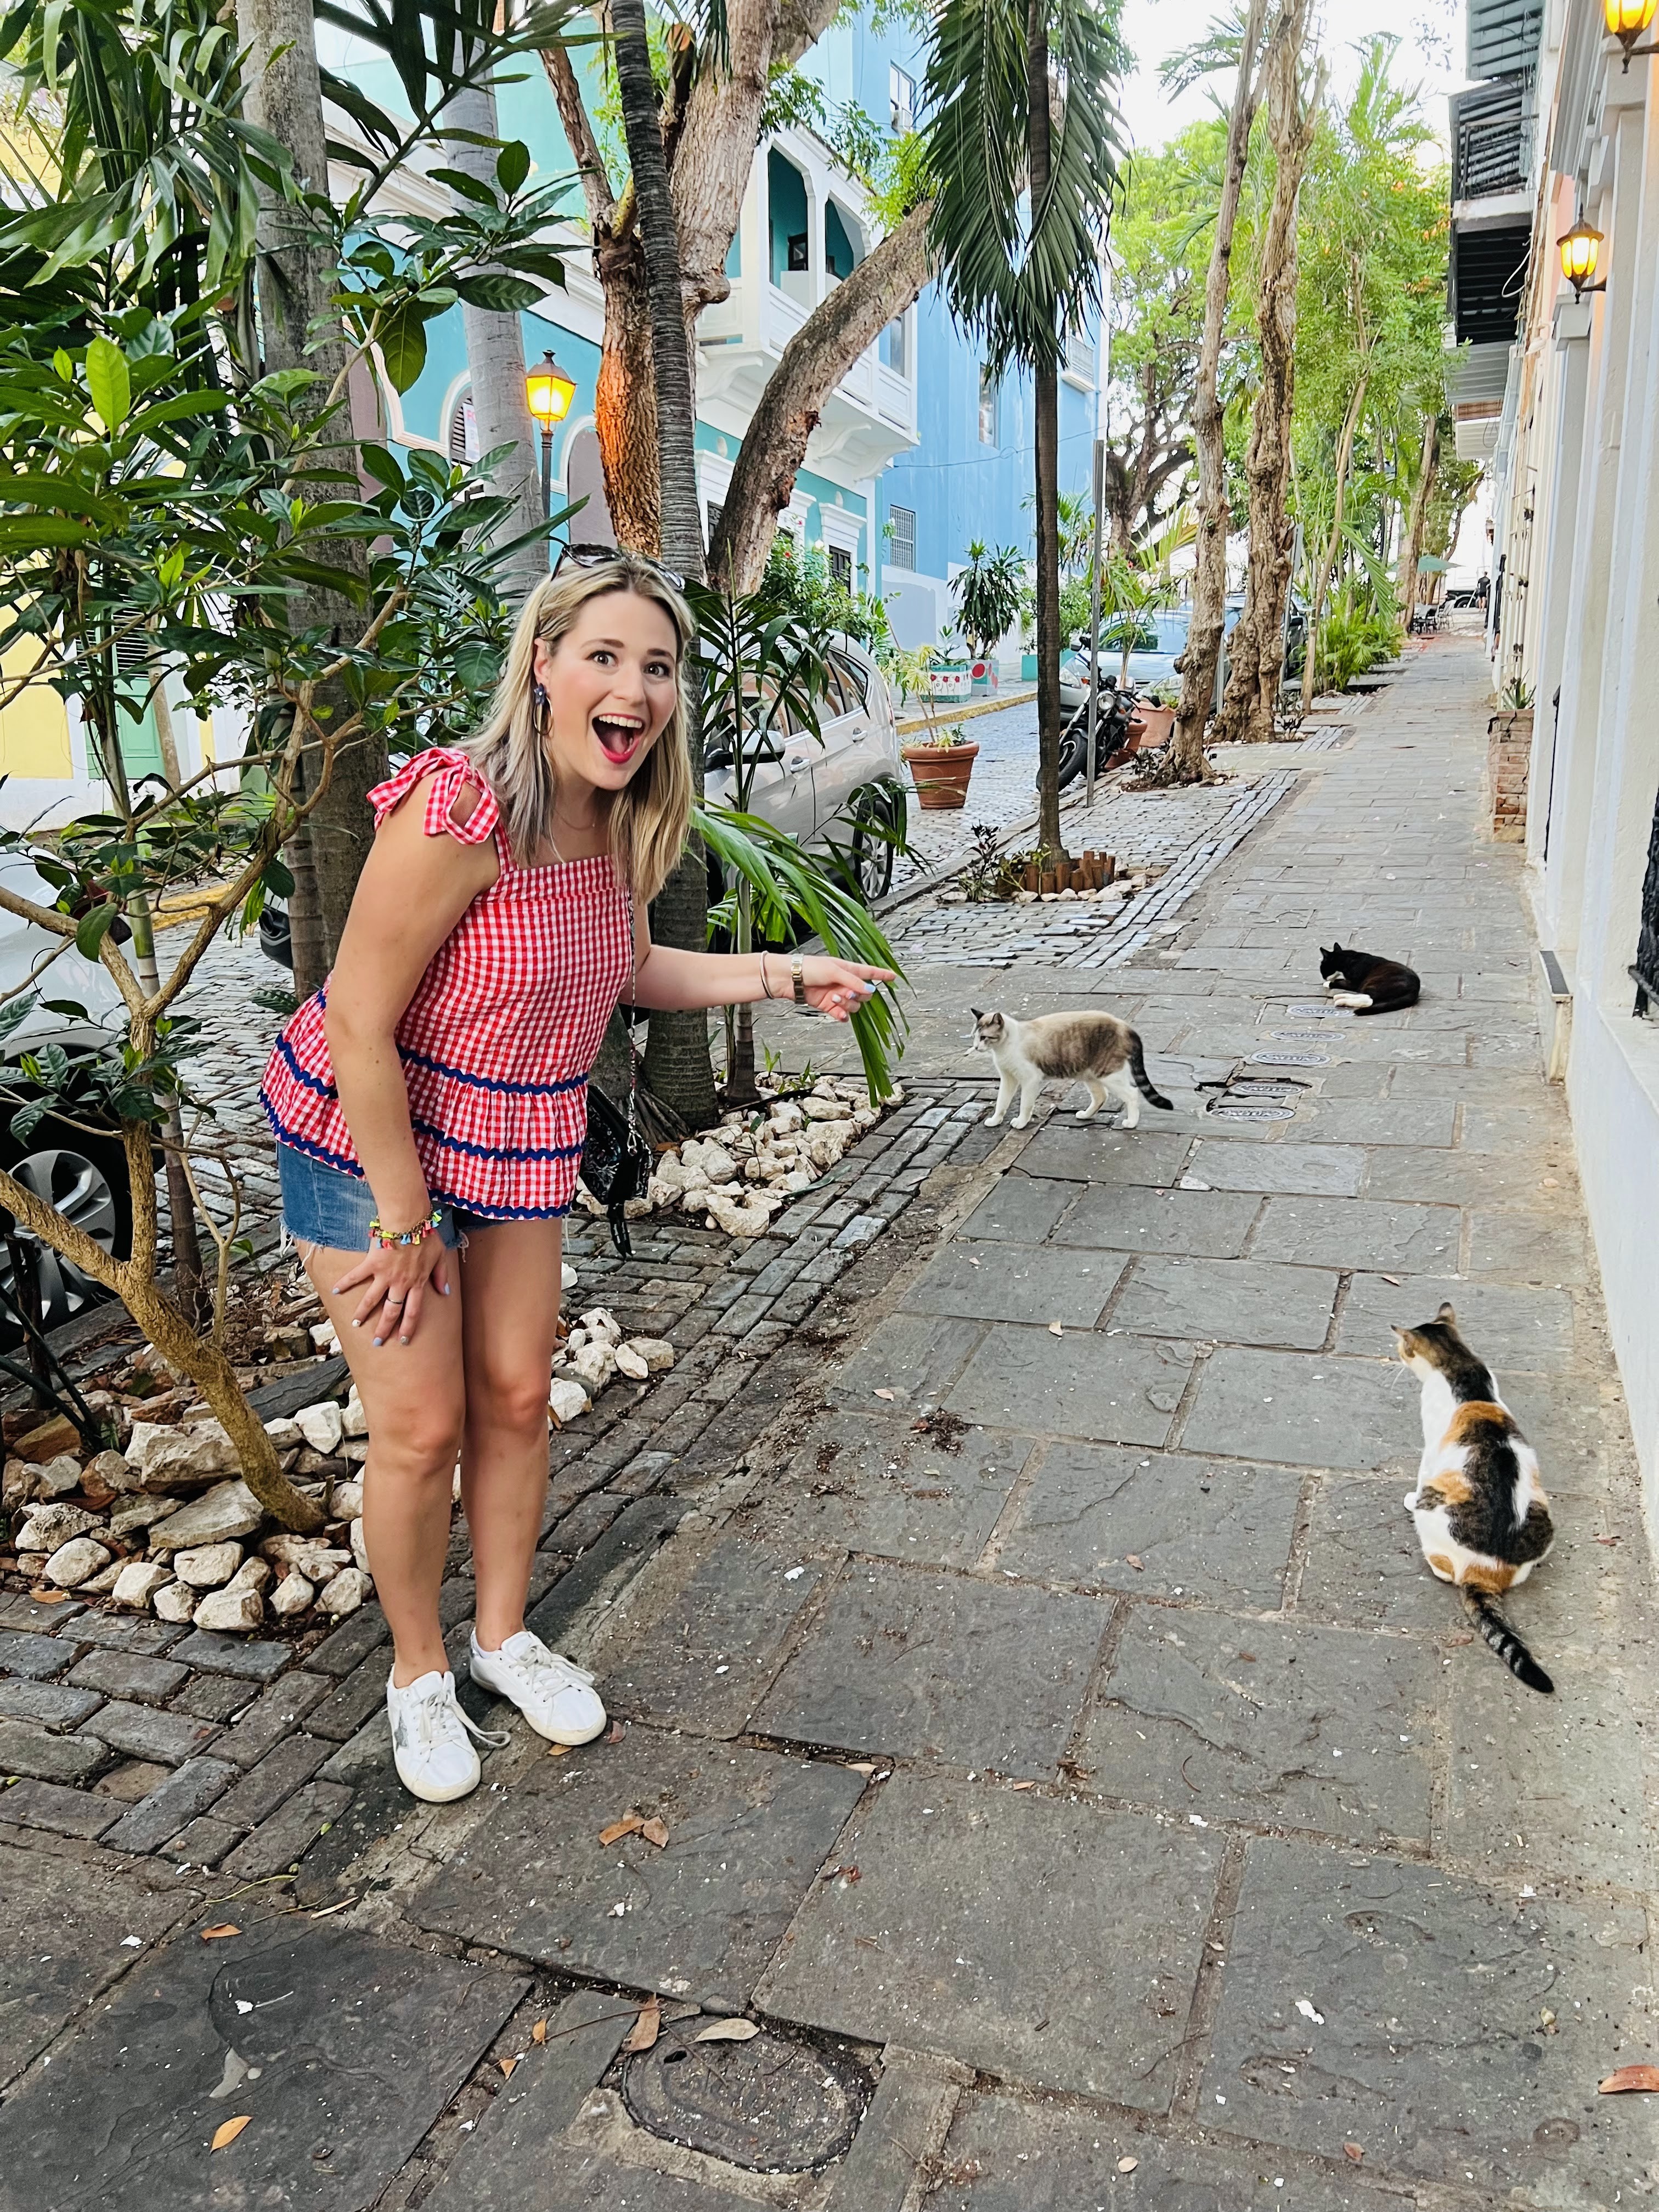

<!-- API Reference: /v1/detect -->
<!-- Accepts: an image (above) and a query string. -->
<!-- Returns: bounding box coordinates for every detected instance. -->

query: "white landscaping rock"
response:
[682,1136,738,1182]
[652,1151,689,1195]
[331,1477,364,1519]
[707,1192,773,1238]
[567,1341,616,1391]
[269,1569,314,1618]
[44,1536,111,1589]
[770,1103,805,1133]
[84,1449,142,1496]
[194,1583,264,1634]
[317,1567,368,1619]
[547,1378,590,1425]
[613,1342,649,1382]
[349,1517,370,1575]
[109,1494,179,1541]
[15,1502,101,1555]
[112,1560,173,1611]
[340,1392,368,1441]
[33,1454,84,1499]
[579,1308,622,1346]
[561,1262,578,1293]
[800,1096,847,1122]
[223,1555,272,1596]
[629,1338,675,1373]
[294,1401,344,1454]
[174,1541,244,1590]
[262,1416,304,1454]
[81,1560,125,1595]
[146,1479,263,1552]
[781,1168,816,1194]
[309,1319,340,1352]
[153,1579,198,1624]
[125,1418,238,1491]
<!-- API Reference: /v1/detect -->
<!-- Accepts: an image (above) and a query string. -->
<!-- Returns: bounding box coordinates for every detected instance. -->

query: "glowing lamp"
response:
[526,349,576,426]
[1604,0,1659,66]
[1557,218,1606,297]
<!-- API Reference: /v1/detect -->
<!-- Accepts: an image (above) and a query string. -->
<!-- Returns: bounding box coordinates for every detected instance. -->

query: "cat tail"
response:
[1127,1032,1172,1110]
[1460,1587,1554,1695]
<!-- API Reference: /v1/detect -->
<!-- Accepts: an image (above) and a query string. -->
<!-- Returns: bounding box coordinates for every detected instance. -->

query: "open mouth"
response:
[592,713,645,763]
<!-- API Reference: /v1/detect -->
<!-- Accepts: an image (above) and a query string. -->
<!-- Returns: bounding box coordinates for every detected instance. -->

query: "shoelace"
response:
[482,1639,596,1692]
[408,1677,510,1755]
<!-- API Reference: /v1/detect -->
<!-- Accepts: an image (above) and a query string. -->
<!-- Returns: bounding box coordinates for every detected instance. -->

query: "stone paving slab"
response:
[740,1409,1035,1570]
[1178,1350,1415,1470]
[0,1832,194,2087]
[956,1174,1079,1243]
[934,2088,1405,2211]
[757,1771,1222,2104]
[946,1324,1194,1444]
[1467,1207,1591,1284]
[754,1560,1109,1776]
[826,1312,985,1408]
[1333,1272,1576,1369]
[1050,1184,1263,1257]
[409,1728,865,2002]
[1082,1606,1438,1846]
[1012,1124,1195,1186]
[1187,1139,1368,1198]
[1110,1257,1340,1350]
[995,1444,1304,1611]
[1199,1837,1659,2203]
[0,1903,528,2211]
[598,1537,824,1738]
[905,1239,1127,1327]
[1249,1195,1462,1273]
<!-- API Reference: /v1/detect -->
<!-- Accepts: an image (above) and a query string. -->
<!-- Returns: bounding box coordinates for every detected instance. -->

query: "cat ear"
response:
[970,1007,985,1020]
[1435,1300,1457,1326]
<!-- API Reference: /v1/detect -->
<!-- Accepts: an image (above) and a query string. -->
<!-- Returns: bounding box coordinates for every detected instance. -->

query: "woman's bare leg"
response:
[298,1244,466,1687]
[455,1220,564,1650]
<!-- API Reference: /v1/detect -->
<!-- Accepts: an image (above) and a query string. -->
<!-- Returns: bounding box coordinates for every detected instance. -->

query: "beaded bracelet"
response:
[368,1204,443,1250]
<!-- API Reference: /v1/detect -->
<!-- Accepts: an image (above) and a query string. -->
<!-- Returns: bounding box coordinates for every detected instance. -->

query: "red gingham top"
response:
[259,748,633,1220]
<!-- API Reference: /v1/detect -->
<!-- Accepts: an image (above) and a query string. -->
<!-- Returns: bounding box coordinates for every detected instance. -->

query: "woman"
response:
[260,551,890,1803]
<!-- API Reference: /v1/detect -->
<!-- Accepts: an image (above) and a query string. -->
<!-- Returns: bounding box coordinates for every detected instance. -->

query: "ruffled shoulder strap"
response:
[369,748,503,850]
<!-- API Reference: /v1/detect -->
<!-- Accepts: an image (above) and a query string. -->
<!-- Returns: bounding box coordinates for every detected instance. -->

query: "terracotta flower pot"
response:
[1127,702,1176,750]
[902,741,980,810]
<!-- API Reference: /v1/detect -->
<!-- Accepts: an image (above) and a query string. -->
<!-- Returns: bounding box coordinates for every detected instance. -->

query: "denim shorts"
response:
[276,1142,489,1252]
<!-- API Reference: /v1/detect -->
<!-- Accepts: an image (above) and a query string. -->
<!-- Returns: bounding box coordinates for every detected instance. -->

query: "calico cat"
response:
[1395,1301,1555,1694]
[1319,942,1421,1014]
[973,1008,1172,1131]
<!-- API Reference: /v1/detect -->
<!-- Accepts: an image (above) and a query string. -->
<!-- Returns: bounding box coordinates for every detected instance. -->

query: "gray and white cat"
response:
[973,1008,1173,1130]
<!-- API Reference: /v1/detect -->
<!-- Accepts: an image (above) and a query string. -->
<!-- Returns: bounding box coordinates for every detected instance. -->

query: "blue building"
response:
[328,18,1102,659]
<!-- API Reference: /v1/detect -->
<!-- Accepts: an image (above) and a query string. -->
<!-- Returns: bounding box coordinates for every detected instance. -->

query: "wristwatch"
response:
[791,953,809,1008]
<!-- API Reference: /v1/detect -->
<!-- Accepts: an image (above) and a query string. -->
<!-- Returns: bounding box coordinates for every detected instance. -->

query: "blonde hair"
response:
[461,554,696,902]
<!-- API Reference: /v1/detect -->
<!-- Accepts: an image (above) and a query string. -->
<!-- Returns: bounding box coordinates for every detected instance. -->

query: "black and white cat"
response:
[1396,1301,1555,1695]
[1319,942,1421,1014]
[973,1009,1173,1131]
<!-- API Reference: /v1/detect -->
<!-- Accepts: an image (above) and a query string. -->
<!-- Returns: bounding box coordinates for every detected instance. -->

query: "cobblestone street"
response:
[3,632,1655,2211]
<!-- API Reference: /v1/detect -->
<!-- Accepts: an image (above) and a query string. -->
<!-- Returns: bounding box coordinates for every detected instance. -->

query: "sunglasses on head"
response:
[554,541,687,591]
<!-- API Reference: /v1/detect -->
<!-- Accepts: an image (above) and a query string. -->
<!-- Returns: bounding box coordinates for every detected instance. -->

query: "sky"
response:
[1114,0,1469,157]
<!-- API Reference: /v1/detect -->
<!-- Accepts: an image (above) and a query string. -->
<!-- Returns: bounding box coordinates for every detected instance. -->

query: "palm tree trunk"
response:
[1214,0,1314,745]
[443,71,549,610]
[1026,0,1065,857]
[235,0,386,997]
[1301,374,1367,708]
[1170,0,1268,780]
[1395,410,1440,623]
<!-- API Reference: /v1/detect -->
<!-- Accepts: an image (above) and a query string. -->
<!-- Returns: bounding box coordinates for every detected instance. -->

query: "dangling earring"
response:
[532,679,549,738]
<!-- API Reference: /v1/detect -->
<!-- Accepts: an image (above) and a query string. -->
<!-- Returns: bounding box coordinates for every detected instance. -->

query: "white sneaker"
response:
[385,1668,508,1803]
[470,1630,607,1745]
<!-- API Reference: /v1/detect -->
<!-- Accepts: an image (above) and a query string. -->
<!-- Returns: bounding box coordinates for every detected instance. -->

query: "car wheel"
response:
[849,791,896,903]
[0,1132,132,1339]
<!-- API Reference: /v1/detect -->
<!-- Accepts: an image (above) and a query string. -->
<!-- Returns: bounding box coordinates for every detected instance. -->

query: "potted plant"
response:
[952,541,1024,691]
[924,623,973,701]
[901,721,980,808]
[1128,684,1177,750]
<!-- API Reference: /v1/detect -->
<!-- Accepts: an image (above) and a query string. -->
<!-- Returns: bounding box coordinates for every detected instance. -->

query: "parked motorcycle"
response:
[1055,675,1142,791]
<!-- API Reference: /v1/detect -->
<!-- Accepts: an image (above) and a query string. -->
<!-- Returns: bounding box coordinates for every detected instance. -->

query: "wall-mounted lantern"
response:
[1558,217,1607,298]
[1604,0,1659,71]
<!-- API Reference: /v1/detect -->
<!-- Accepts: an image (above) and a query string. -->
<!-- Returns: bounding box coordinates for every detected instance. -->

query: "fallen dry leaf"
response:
[640,1817,669,1849]
[1125,1554,1145,1572]
[1380,1274,1402,1286]
[1342,2143,1364,2164]
[211,2116,252,2152]
[873,1387,896,1401]
[1594,1534,1620,1548]
[822,1864,861,1884]
[499,2056,519,2080]
[600,1814,645,1847]
[696,2017,760,2042]
[623,2000,661,2054]
[1600,2066,1659,2095]
[547,1743,572,1758]
[1116,2155,1139,2174]
[27,1588,70,1604]
[846,1761,877,1775]
[199,1925,240,1942]
[531,2019,548,2045]
[1010,1780,1039,1792]
[604,1721,627,1745]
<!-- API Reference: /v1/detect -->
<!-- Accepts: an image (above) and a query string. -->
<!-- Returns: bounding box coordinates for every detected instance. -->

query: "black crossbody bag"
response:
[578,891,653,1258]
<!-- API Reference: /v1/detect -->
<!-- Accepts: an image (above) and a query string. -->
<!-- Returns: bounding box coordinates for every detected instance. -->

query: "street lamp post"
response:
[524,349,577,520]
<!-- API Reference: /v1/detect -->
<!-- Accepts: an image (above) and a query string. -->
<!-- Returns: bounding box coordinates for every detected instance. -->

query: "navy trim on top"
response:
[398,1042,588,1098]
[410,1116,584,1166]
[262,1101,365,1177]
[272,1032,338,1099]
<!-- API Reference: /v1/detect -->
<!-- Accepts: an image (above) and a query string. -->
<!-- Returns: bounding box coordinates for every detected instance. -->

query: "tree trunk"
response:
[709,204,934,591]
[1395,410,1440,621]
[1026,0,1065,857]
[236,0,386,979]
[1214,0,1313,746]
[1301,374,1367,708]
[595,230,661,551]
[1170,0,1269,780]
[443,71,549,610]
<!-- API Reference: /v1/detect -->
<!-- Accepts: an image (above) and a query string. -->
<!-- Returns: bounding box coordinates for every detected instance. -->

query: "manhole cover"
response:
[1284,1002,1353,1019]
[1213,1104,1295,1122]
[622,2024,871,2174]
[1249,1051,1329,1067]
[1272,1029,1338,1040]
[1226,1081,1299,1099]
